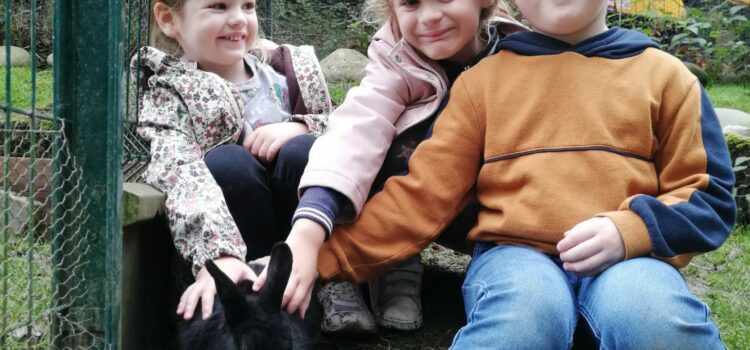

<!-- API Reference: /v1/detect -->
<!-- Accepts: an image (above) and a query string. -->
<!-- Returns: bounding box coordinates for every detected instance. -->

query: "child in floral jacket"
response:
[132,0,331,322]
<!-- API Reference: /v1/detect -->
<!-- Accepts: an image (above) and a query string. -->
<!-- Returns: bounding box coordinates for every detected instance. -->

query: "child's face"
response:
[512,0,608,44]
[169,0,258,72]
[392,0,495,63]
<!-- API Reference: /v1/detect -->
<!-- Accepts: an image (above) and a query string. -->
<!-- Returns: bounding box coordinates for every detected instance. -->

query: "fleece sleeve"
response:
[138,89,247,276]
[601,81,735,265]
[317,78,484,283]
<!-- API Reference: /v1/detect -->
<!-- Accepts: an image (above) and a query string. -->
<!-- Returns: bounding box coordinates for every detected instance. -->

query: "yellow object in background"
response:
[609,0,686,18]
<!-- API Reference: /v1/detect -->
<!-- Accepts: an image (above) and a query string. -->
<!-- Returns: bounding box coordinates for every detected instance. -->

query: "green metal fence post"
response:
[52,0,124,348]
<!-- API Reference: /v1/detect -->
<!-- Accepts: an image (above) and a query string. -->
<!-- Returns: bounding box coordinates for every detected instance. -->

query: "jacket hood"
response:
[497,27,659,59]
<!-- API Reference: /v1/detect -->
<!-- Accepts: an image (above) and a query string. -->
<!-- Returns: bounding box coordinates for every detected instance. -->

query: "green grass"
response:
[683,227,750,350]
[706,84,750,113]
[328,81,358,107]
[1,236,52,349]
[0,67,54,113]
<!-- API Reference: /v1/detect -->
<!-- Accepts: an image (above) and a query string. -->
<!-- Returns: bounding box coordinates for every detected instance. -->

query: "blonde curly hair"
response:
[362,0,511,30]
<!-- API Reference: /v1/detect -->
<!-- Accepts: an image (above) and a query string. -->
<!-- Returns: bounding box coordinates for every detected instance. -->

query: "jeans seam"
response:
[452,282,488,347]
[577,306,605,350]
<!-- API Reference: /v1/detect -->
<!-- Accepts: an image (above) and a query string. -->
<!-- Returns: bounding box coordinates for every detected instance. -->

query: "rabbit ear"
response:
[206,260,249,326]
[259,242,293,312]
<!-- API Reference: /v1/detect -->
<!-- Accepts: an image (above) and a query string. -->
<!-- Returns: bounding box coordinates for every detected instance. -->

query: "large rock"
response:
[421,243,470,275]
[321,48,367,83]
[716,108,750,137]
[0,46,32,67]
[0,190,46,237]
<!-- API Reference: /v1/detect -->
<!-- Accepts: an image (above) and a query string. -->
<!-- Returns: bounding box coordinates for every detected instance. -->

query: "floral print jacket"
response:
[131,45,331,275]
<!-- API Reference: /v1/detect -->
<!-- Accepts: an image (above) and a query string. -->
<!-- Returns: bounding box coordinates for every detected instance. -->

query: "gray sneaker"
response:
[369,256,424,331]
[317,281,377,334]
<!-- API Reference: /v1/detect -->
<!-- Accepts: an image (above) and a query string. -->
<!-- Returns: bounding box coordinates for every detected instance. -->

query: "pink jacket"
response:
[300,15,526,221]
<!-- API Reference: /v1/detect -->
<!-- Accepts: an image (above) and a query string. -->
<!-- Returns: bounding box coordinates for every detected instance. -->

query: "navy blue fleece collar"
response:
[497,27,659,59]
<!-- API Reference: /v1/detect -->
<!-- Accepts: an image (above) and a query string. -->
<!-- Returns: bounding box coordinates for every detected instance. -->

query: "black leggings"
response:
[204,134,315,260]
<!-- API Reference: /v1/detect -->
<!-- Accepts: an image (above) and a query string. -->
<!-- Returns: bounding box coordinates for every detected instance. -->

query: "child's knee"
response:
[204,144,264,187]
[276,134,315,174]
[462,246,576,339]
[580,258,723,348]
[457,277,575,349]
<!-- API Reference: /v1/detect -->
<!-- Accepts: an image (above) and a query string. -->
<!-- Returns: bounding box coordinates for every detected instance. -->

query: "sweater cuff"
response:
[293,187,347,240]
[598,210,652,259]
[317,243,342,280]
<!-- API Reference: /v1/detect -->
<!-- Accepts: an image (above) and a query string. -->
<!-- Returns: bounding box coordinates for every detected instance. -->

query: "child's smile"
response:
[163,0,258,80]
[393,0,494,63]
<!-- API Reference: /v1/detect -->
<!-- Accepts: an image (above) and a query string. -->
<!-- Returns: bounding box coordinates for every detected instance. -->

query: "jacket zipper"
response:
[396,46,447,134]
[402,46,447,94]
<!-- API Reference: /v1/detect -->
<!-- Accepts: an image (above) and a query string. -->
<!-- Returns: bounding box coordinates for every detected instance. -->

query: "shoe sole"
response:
[376,317,423,331]
[321,321,377,335]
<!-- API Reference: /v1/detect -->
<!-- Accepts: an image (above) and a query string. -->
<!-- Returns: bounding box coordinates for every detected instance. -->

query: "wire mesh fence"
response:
[122,0,152,183]
[1,122,108,349]
[2,0,117,347]
[0,121,105,349]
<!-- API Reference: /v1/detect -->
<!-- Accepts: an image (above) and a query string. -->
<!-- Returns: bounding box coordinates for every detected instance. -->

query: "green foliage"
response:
[608,2,750,83]
[270,0,378,58]
[0,0,54,69]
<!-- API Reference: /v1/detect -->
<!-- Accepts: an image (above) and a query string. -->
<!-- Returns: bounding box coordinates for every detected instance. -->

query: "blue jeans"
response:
[450,244,725,350]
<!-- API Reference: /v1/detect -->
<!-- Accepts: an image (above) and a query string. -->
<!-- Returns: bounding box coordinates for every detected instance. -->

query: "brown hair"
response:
[362,0,512,33]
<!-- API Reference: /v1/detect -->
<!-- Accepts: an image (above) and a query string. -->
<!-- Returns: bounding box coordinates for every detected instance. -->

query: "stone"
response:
[321,48,368,83]
[0,190,46,237]
[9,324,43,340]
[716,108,750,137]
[728,247,743,261]
[420,243,470,275]
[122,182,166,226]
[46,53,53,66]
[0,46,32,67]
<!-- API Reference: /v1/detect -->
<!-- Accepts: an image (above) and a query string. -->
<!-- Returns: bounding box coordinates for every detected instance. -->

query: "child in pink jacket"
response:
[252,0,525,334]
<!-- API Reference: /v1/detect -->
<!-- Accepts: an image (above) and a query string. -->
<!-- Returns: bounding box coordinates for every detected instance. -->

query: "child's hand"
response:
[176,256,257,320]
[243,122,308,163]
[253,218,325,318]
[557,217,625,276]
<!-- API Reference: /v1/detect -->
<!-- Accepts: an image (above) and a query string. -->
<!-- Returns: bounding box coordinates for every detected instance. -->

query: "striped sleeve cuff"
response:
[293,205,334,239]
[293,187,348,240]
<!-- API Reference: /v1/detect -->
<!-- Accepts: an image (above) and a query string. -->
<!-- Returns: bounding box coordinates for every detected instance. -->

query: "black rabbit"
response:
[178,242,321,350]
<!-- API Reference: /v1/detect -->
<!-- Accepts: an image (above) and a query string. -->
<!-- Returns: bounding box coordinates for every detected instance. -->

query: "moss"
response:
[727,134,750,225]
[684,61,710,86]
